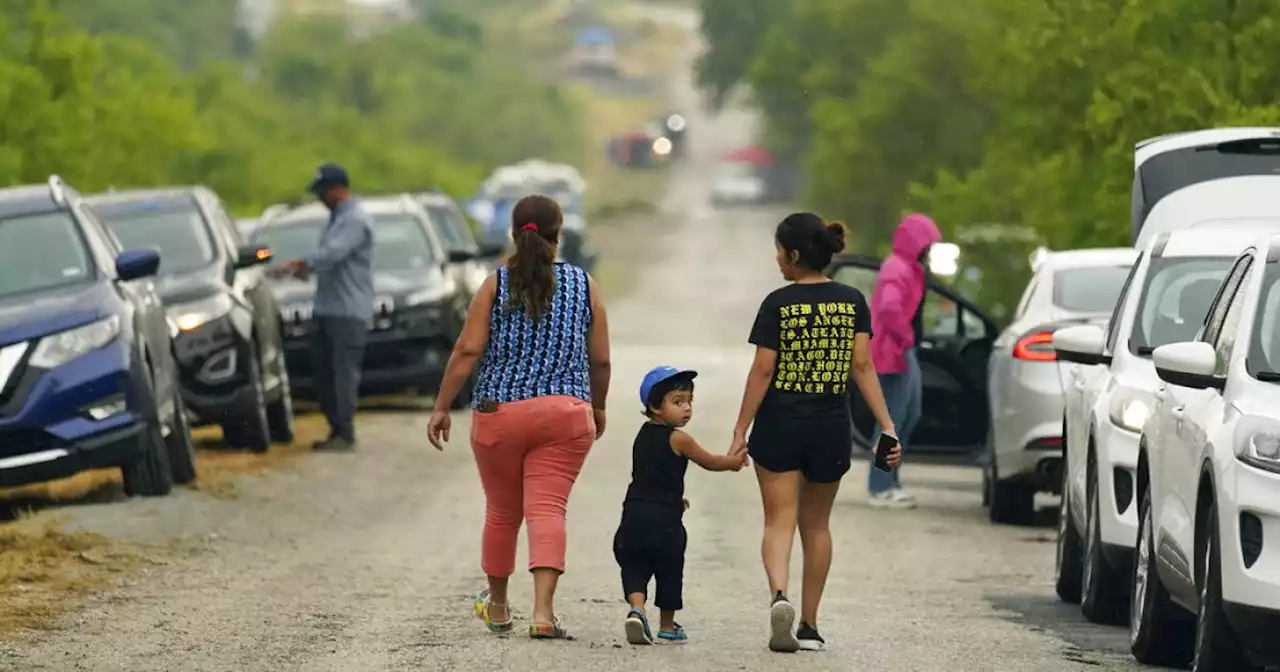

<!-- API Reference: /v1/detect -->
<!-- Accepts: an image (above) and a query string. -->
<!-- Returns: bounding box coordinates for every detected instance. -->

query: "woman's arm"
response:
[433,274,496,410]
[586,275,611,412]
[850,333,895,434]
[731,346,777,444]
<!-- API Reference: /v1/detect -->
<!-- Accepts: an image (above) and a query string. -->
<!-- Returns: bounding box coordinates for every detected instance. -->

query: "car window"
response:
[1105,253,1144,353]
[1248,262,1280,378]
[1013,276,1039,321]
[423,204,474,250]
[1053,265,1133,313]
[1201,256,1250,346]
[0,212,94,298]
[251,220,322,263]
[831,263,877,295]
[95,202,217,274]
[373,215,439,271]
[1129,256,1233,356]
[1212,262,1252,375]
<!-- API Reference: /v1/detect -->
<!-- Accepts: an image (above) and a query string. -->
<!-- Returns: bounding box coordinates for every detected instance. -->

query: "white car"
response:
[984,248,1137,525]
[1130,232,1280,670]
[709,162,764,205]
[1053,227,1265,624]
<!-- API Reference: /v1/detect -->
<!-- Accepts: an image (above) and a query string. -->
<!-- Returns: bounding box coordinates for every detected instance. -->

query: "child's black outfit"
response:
[612,423,688,611]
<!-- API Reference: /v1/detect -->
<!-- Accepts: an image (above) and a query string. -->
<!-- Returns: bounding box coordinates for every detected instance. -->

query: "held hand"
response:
[728,432,747,458]
[427,410,451,450]
[593,408,606,439]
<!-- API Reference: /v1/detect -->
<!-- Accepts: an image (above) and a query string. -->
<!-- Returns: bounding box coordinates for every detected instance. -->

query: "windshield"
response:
[374,215,439,270]
[97,203,215,274]
[1134,140,1280,240]
[250,220,324,265]
[424,204,476,251]
[0,212,93,298]
[1053,266,1133,313]
[1129,257,1231,356]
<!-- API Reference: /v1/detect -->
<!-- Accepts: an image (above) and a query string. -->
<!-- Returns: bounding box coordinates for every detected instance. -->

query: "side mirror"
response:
[1052,324,1110,366]
[116,248,161,281]
[1153,341,1223,390]
[448,249,477,263]
[235,244,272,270]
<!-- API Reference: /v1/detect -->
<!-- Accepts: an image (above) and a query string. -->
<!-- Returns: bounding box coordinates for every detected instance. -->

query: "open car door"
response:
[827,254,998,458]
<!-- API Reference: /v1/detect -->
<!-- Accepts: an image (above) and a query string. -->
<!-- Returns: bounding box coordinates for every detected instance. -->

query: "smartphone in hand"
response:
[873,433,899,472]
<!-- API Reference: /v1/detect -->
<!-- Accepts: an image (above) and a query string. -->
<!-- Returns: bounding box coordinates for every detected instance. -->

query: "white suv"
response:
[1053,228,1262,625]
[1130,232,1280,670]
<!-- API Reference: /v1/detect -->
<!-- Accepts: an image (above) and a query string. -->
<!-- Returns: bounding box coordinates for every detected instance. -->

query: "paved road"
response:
[0,8,1148,672]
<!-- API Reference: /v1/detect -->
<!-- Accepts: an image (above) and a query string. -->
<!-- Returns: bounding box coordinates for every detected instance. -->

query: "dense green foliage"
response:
[697,0,1280,315]
[1,0,582,214]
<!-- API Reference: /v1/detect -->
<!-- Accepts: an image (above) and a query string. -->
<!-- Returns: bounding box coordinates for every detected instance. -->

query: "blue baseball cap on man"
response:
[639,366,698,407]
[307,163,350,194]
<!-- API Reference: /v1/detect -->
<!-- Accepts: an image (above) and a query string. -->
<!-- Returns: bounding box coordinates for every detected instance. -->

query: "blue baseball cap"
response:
[307,163,350,194]
[639,366,697,407]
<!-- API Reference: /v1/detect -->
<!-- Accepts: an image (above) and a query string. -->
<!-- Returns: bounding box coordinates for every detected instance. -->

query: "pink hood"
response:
[870,213,942,373]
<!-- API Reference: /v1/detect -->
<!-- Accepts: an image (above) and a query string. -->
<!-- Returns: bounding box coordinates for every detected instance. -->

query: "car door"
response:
[204,195,283,368]
[827,254,998,456]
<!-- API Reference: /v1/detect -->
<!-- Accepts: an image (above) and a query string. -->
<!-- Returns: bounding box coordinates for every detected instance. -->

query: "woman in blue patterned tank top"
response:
[428,195,611,641]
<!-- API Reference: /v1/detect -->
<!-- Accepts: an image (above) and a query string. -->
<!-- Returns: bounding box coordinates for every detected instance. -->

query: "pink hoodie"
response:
[870,213,942,374]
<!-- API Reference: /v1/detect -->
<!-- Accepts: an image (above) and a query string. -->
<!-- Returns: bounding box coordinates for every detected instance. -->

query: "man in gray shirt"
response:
[277,163,374,451]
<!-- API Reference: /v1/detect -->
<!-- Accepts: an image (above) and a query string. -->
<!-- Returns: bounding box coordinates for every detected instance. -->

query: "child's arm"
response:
[671,430,746,472]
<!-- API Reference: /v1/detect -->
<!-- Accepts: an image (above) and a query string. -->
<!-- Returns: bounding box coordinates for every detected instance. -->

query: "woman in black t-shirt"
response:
[729,212,900,653]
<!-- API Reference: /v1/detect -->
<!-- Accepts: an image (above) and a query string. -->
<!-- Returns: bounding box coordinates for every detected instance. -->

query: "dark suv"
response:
[87,188,293,453]
[0,176,191,494]
[251,195,474,405]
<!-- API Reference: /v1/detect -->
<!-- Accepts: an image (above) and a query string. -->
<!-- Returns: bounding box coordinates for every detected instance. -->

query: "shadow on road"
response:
[987,591,1137,668]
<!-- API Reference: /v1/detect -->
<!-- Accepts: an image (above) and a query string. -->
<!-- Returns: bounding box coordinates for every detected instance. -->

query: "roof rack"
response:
[48,175,67,206]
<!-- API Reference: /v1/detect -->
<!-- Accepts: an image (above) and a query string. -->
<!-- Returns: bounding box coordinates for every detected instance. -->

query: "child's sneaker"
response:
[624,609,653,645]
[657,623,687,643]
[767,591,800,652]
[796,621,825,651]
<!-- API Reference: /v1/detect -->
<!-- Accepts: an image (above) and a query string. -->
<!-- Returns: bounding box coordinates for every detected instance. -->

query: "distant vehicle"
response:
[608,131,670,169]
[88,187,293,454]
[572,25,619,76]
[984,247,1137,526]
[656,111,688,158]
[251,195,474,404]
[415,191,498,295]
[0,177,188,495]
[710,155,766,205]
[1133,128,1280,244]
[560,212,598,273]
[1132,174,1280,250]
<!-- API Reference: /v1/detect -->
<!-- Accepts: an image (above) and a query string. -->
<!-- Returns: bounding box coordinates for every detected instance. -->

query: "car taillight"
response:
[1013,331,1057,361]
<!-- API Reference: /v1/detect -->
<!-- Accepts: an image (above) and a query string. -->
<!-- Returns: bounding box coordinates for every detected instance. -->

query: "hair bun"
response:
[820,221,847,254]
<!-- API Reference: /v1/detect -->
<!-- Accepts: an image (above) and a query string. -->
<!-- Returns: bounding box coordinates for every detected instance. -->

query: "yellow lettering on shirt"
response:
[773,301,859,394]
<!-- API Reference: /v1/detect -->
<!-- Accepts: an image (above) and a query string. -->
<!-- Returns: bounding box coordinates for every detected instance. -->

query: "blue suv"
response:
[0,176,194,496]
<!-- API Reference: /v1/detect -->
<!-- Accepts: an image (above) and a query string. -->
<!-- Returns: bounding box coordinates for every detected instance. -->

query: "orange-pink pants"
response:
[471,395,595,577]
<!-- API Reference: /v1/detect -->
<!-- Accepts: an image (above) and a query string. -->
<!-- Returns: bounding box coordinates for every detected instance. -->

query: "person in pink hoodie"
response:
[867,213,941,508]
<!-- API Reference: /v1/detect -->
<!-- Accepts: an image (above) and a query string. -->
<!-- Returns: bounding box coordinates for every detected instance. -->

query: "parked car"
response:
[0,177,189,494]
[1052,228,1265,624]
[414,191,497,295]
[1129,232,1280,670]
[1133,127,1280,244]
[560,212,598,273]
[826,253,998,460]
[251,195,473,404]
[87,188,293,453]
[984,247,1137,526]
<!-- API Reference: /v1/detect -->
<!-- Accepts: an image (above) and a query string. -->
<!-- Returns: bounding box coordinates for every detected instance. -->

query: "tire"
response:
[1055,446,1084,604]
[988,454,1035,525]
[222,343,271,454]
[1081,453,1128,624]
[1193,502,1258,671]
[1130,485,1194,665]
[121,375,174,497]
[265,350,295,445]
[165,384,198,485]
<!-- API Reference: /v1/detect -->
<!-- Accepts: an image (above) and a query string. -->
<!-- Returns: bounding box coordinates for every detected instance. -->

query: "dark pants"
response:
[311,316,367,442]
[612,509,686,611]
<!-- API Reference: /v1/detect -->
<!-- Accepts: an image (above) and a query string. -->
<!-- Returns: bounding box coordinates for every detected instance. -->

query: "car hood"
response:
[0,282,113,346]
[266,267,448,303]
[153,266,227,306]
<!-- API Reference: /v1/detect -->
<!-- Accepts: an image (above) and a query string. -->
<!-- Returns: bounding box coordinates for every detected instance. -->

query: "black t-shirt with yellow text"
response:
[748,281,872,421]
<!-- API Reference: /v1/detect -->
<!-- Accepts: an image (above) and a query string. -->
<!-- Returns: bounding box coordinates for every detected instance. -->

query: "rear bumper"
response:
[283,335,451,396]
[993,359,1063,487]
[0,420,145,487]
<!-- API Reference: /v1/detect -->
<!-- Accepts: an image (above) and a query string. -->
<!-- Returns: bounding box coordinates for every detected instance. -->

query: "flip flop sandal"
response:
[529,616,570,640]
[474,590,513,633]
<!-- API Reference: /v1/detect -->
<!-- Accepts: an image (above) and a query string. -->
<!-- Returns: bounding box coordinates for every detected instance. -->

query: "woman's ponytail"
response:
[506,195,563,319]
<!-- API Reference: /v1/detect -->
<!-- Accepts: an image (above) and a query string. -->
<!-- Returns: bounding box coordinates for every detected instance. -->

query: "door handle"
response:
[1154,387,1168,401]
[1171,405,1185,419]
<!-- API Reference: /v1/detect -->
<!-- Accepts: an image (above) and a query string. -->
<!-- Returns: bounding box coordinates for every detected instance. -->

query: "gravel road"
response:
[0,6,1149,671]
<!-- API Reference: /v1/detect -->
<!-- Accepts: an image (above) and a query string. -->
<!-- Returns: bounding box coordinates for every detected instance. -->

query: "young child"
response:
[612,366,747,645]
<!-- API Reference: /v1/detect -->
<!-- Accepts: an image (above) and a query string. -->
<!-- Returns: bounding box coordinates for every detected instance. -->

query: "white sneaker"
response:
[767,593,800,652]
[868,488,917,509]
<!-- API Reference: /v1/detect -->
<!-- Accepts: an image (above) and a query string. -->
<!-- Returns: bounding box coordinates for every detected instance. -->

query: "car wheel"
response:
[266,350,295,445]
[1193,501,1258,671]
[1055,446,1083,604]
[988,455,1035,525]
[121,376,174,497]
[222,343,271,454]
[1081,452,1128,624]
[165,383,198,485]
[1130,484,1194,665]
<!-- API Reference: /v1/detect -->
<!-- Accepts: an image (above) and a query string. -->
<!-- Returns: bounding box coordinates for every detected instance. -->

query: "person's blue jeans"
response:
[869,348,921,494]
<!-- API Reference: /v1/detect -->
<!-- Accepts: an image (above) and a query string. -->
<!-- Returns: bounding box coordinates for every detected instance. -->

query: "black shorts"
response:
[749,415,853,483]
[612,509,686,611]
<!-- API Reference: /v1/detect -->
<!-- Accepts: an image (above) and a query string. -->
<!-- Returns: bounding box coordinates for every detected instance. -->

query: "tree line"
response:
[1,0,583,214]
[697,0,1280,253]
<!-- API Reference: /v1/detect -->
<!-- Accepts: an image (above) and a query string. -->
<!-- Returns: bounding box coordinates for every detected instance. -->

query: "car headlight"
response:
[29,316,121,369]
[167,294,234,333]
[405,279,456,307]
[1234,417,1280,473]
[1108,389,1152,433]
